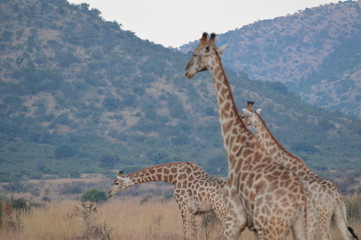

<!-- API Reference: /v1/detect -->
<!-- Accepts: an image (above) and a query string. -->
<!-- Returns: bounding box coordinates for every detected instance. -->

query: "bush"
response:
[81,189,107,203]
[99,152,120,169]
[54,144,78,159]
[11,198,29,211]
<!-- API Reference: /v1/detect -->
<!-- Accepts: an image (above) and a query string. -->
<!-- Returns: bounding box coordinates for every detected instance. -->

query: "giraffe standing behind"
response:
[107,161,227,240]
[241,101,359,240]
[185,32,316,240]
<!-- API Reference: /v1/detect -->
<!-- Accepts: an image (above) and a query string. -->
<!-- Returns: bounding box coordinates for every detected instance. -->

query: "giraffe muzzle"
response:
[107,191,113,198]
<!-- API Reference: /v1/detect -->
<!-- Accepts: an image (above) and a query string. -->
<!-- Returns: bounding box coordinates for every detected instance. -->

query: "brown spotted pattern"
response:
[241,102,358,240]
[108,161,226,240]
[185,33,317,240]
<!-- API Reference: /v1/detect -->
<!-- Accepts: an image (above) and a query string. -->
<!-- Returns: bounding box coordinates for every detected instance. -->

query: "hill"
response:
[0,0,361,182]
[180,1,361,117]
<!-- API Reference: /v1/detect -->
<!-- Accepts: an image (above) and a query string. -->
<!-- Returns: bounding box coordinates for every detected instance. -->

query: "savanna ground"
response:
[0,176,360,240]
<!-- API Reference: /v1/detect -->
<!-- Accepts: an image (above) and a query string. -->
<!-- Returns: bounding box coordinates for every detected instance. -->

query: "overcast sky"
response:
[67,0,347,48]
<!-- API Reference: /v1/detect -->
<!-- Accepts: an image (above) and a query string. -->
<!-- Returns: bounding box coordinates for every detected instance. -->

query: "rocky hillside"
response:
[180,1,361,117]
[0,0,361,182]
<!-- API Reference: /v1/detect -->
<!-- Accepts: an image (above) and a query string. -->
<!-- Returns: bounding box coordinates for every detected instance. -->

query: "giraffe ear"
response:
[217,44,228,55]
[256,109,262,114]
[241,108,252,117]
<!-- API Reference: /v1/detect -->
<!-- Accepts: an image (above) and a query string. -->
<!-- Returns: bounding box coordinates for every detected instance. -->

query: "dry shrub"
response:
[68,201,112,240]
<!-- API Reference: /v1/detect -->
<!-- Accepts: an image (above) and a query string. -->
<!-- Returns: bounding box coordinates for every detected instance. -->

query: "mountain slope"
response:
[0,0,361,182]
[180,1,361,117]
[299,29,361,116]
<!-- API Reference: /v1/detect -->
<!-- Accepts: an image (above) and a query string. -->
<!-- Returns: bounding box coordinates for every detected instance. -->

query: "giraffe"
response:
[240,101,359,240]
[185,32,317,240]
[107,161,227,240]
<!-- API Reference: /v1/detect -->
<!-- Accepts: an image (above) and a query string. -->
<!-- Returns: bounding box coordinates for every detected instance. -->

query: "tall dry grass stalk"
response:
[0,196,360,240]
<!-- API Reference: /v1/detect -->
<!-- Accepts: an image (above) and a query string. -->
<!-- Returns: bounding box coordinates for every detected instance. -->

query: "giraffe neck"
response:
[207,52,269,173]
[127,162,195,186]
[208,52,252,150]
[253,113,315,179]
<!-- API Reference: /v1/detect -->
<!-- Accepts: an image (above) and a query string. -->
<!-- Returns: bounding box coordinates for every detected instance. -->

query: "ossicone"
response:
[208,33,216,45]
[199,32,209,46]
[246,101,255,110]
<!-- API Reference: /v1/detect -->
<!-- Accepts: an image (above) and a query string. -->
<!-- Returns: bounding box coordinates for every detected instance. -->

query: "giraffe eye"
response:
[193,53,198,57]
[115,182,120,185]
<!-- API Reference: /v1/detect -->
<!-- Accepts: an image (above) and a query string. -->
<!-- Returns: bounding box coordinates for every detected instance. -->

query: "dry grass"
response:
[0,198,258,240]
[0,185,360,240]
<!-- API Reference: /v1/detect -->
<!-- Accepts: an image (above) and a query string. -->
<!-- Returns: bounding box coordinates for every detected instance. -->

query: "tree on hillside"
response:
[99,153,120,169]
[81,188,107,203]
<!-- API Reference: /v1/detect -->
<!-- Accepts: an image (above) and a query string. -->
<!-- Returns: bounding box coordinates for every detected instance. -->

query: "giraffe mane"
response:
[127,161,198,177]
[254,111,308,169]
[213,49,249,131]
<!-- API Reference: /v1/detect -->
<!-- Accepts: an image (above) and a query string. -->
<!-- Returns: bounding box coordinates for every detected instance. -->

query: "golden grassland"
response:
[0,198,208,240]
[1,196,361,240]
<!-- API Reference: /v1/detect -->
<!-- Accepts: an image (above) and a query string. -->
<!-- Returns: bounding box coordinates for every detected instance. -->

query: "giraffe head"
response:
[241,101,262,127]
[185,32,227,78]
[107,171,132,198]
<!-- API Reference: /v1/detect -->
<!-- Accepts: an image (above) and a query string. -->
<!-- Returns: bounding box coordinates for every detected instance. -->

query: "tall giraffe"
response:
[185,33,316,240]
[241,101,359,240]
[107,161,227,240]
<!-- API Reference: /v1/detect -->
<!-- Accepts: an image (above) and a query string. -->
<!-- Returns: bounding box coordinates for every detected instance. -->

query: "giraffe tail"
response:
[343,199,359,240]
[334,200,359,240]
[348,227,359,240]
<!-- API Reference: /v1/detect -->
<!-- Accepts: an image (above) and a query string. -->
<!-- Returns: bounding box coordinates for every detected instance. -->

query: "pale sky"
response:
[67,0,346,48]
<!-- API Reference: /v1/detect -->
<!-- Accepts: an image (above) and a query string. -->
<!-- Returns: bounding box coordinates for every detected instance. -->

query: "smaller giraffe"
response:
[240,101,359,240]
[108,161,227,240]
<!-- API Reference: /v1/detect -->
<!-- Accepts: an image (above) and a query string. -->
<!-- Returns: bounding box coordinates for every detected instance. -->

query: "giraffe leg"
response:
[312,195,333,240]
[317,211,332,240]
[174,194,192,240]
[253,231,260,240]
[306,194,319,240]
[211,195,227,224]
[223,190,247,240]
[179,207,191,240]
[211,201,228,240]
[191,214,203,240]
[292,216,306,240]
[254,219,289,240]
[254,226,285,240]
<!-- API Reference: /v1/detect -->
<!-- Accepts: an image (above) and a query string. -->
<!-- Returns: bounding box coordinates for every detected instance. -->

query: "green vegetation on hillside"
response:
[0,0,360,182]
